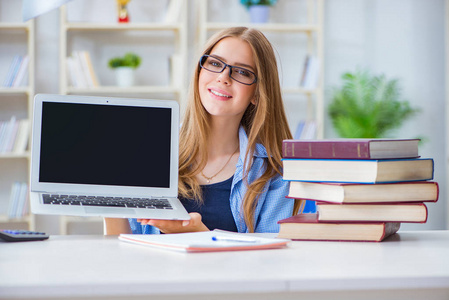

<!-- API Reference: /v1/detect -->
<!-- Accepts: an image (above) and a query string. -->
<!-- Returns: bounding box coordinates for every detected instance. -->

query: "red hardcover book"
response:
[282,138,420,159]
[277,213,400,242]
[286,181,439,204]
[316,202,428,223]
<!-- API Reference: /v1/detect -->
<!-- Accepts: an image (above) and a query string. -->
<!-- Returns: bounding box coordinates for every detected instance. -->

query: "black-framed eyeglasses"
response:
[199,55,257,86]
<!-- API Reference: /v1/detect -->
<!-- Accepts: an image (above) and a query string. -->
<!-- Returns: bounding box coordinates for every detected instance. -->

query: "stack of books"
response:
[278,138,438,242]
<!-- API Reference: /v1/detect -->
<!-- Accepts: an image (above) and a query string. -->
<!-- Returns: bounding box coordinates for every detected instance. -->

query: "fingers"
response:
[136,213,208,233]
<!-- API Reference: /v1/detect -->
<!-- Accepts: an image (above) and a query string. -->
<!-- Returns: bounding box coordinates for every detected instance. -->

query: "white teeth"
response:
[210,90,231,98]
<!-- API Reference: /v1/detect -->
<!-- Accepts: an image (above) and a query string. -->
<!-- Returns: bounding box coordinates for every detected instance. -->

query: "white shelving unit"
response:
[58,0,188,234]
[59,1,188,106]
[0,19,35,230]
[196,0,324,138]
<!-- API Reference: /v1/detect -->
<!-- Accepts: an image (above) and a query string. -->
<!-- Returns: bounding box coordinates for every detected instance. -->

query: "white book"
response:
[81,51,99,87]
[0,122,6,150]
[12,55,30,87]
[7,182,20,218]
[5,120,20,153]
[77,51,94,87]
[164,0,183,23]
[15,182,29,218]
[13,119,30,153]
[3,55,21,87]
[66,56,78,87]
[303,55,320,89]
[0,116,17,153]
[7,56,23,87]
[71,51,88,88]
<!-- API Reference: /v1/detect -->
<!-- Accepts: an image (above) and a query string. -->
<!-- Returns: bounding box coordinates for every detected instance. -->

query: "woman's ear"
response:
[251,97,257,105]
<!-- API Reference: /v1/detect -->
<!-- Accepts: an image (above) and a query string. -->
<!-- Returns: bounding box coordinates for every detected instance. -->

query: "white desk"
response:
[1,231,449,300]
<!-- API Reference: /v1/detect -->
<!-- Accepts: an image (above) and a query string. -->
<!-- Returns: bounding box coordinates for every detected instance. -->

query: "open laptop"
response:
[30,94,190,220]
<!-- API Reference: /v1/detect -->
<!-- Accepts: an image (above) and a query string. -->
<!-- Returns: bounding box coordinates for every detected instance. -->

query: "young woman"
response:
[104,27,304,235]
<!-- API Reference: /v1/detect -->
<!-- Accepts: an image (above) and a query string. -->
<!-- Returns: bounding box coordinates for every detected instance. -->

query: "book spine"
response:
[283,140,372,159]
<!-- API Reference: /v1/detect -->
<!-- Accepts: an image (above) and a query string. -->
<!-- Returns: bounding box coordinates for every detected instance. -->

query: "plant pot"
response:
[249,5,270,23]
[114,67,135,87]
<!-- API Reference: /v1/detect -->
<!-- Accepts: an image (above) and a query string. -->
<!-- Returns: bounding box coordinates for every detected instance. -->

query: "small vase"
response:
[115,67,135,87]
[249,5,270,23]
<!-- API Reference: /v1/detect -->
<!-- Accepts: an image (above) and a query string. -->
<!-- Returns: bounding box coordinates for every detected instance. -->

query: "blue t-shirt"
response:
[180,176,237,232]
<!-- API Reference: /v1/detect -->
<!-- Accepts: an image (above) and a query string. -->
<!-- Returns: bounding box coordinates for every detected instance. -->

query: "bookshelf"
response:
[59,0,188,105]
[196,0,324,138]
[0,17,35,230]
[58,0,188,234]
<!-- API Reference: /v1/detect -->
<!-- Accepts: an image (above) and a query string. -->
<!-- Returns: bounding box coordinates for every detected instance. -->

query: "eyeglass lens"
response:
[200,55,256,85]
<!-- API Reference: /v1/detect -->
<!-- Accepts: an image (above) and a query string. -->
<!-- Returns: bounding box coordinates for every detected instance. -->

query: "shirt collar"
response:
[238,126,268,158]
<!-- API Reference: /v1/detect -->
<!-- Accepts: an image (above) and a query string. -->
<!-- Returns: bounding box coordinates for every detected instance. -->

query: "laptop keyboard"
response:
[42,194,173,210]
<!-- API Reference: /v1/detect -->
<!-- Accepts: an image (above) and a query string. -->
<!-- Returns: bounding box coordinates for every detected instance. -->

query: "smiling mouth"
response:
[209,89,232,98]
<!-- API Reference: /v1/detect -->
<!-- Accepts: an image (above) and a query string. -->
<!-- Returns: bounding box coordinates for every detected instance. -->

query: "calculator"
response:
[0,229,49,242]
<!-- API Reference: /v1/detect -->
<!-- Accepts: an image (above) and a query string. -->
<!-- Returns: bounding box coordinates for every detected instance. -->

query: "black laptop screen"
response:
[39,102,172,188]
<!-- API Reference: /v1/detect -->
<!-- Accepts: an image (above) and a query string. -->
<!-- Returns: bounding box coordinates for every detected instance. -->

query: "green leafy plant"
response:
[328,69,419,138]
[240,0,277,8]
[108,52,141,69]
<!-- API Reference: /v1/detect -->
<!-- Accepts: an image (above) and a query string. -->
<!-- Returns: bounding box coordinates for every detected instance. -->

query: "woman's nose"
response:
[216,66,232,85]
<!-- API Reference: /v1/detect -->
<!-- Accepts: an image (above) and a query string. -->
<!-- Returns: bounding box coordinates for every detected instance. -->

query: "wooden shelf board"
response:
[65,23,181,31]
[205,23,318,32]
[66,86,181,94]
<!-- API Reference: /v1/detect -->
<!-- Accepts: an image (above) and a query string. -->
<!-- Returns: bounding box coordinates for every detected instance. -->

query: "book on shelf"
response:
[66,50,99,88]
[300,54,320,89]
[2,55,21,87]
[13,119,30,153]
[277,213,400,242]
[0,116,17,153]
[7,182,29,219]
[282,138,420,159]
[316,202,428,223]
[11,55,29,87]
[119,230,290,253]
[80,51,99,87]
[286,181,439,204]
[282,158,434,183]
[164,0,183,23]
[292,120,317,140]
[0,118,30,154]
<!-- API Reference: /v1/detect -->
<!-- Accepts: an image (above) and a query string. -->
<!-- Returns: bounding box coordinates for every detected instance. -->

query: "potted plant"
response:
[240,0,277,23]
[108,52,141,87]
[328,69,419,138]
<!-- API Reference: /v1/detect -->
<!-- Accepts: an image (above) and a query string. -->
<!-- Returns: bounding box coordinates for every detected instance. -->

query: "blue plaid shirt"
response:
[129,127,309,234]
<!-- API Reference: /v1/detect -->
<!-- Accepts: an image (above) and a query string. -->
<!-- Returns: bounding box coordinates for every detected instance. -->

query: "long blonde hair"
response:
[178,27,300,232]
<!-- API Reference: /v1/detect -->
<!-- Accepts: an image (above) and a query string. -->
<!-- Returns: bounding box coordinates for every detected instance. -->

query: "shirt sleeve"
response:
[128,218,160,234]
[254,173,295,233]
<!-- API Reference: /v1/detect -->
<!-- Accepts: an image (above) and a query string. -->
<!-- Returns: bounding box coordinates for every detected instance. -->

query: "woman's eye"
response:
[236,68,251,77]
[209,60,222,68]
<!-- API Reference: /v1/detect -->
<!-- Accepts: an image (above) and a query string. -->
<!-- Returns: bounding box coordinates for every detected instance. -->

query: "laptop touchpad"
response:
[84,207,135,215]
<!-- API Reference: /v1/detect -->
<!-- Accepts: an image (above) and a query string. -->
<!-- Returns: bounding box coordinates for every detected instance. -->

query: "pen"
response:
[211,235,258,243]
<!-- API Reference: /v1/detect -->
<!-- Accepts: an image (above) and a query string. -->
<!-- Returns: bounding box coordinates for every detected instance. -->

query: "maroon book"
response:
[282,138,420,159]
[277,213,400,242]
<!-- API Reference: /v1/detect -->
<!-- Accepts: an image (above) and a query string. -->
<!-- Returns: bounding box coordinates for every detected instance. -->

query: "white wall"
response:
[323,0,446,230]
[9,0,446,233]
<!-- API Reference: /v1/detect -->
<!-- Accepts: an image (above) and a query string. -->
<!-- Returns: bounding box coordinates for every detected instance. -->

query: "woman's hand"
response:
[137,212,209,233]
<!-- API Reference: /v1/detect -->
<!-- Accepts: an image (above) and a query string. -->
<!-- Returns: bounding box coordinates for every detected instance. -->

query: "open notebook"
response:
[119,230,291,253]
